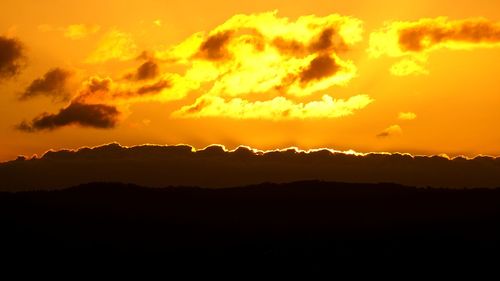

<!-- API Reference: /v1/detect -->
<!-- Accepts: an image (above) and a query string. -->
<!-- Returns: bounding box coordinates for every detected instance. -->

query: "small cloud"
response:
[377,125,403,138]
[398,112,417,121]
[390,58,429,76]
[309,27,349,53]
[195,31,234,61]
[136,80,171,96]
[17,102,120,132]
[299,54,341,84]
[86,30,138,63]
[19,68,73,101]
[154,20,162,27]
[0,36,26,81]
[63,24,100,40]
[126,59,160,81]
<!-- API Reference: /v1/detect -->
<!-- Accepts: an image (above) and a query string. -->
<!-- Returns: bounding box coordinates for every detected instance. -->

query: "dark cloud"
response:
[272,37,307,56]
[272,28,349,57]
[20,68,73,101]
[86,77,112,93]
[377,132,390,138]
[182,97,211,114]
[0,36,26,80]
[2,143,500,191]
[75,77,113,102]
[136,60,159,80]
[377,125,403,138]
[17,102,120,132]
[398,19,500,52]
[309,27,349,53]
[299,55,340,83]
[196,31,233,61]
[126,59,160,81]
[136,80,171,96]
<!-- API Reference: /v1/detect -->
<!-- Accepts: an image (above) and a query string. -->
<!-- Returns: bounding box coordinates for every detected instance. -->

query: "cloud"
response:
[149,11,368,119]
[0,36,26,80]
[377,125,403,138]
[309,27,349,53]
[76,75,179,102]
[153,20,162,27]
[398,112,417,120]
[368,17,500,75]
[52,12,367,123]
[63,24,101,40]
[195,31,234,61]
[136,80,171,96]
[20,68,73,101]
[173,94,373,120]
[398,19,500,52]
[37,24,101,39]
[390,58,429,76]
[271,28,349,57]
[2,143,500,191]
[126,59,160,81]
[19,12,370,130]
[17,102,120,132]
[86,30,138,63]
[15,70,177,132]
[73,76,113,103]
[298,54,341,83]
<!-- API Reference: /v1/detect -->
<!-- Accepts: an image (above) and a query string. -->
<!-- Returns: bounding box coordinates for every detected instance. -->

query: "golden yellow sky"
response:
[1,0,500,161]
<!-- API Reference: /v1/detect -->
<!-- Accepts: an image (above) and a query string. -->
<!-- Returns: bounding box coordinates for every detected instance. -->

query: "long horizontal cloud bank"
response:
[1,143,500,191]
[369,17,500,75]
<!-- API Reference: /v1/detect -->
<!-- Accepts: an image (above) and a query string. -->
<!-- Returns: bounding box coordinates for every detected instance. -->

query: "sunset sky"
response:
[1,0,500,161]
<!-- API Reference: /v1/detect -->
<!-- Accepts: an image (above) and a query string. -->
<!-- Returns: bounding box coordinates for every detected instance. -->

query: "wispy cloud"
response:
[63,24,101,40]
[377,125,403,138]
[86,30,138,63]
[398,112,417,120]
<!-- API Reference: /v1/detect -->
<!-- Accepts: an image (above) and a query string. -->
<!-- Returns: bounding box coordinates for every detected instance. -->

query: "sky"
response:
[1,0,500,161]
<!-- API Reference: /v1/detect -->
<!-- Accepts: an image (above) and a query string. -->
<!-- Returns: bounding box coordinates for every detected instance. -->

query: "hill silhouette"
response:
[2,142,500,191]
[1,181,499,272]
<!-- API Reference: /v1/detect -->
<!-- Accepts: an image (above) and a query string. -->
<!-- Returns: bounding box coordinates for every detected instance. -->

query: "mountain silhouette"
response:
[1,180,499,273]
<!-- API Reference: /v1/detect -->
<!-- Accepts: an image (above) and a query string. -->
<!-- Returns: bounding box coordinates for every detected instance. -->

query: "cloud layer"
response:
[174,94,373,120]
[155,11,369,119]
[18,12,372,132]
[2,143,500,191]
[22,15,500,131]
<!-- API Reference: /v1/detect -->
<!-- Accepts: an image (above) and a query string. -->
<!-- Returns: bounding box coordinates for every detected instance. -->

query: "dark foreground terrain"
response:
[1,181,500,273]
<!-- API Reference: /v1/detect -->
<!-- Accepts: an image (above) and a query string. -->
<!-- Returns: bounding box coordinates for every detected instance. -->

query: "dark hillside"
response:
[1,181,499,272]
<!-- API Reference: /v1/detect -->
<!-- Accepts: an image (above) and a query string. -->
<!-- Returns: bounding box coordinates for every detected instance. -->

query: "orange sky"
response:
[1,0,500,161]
